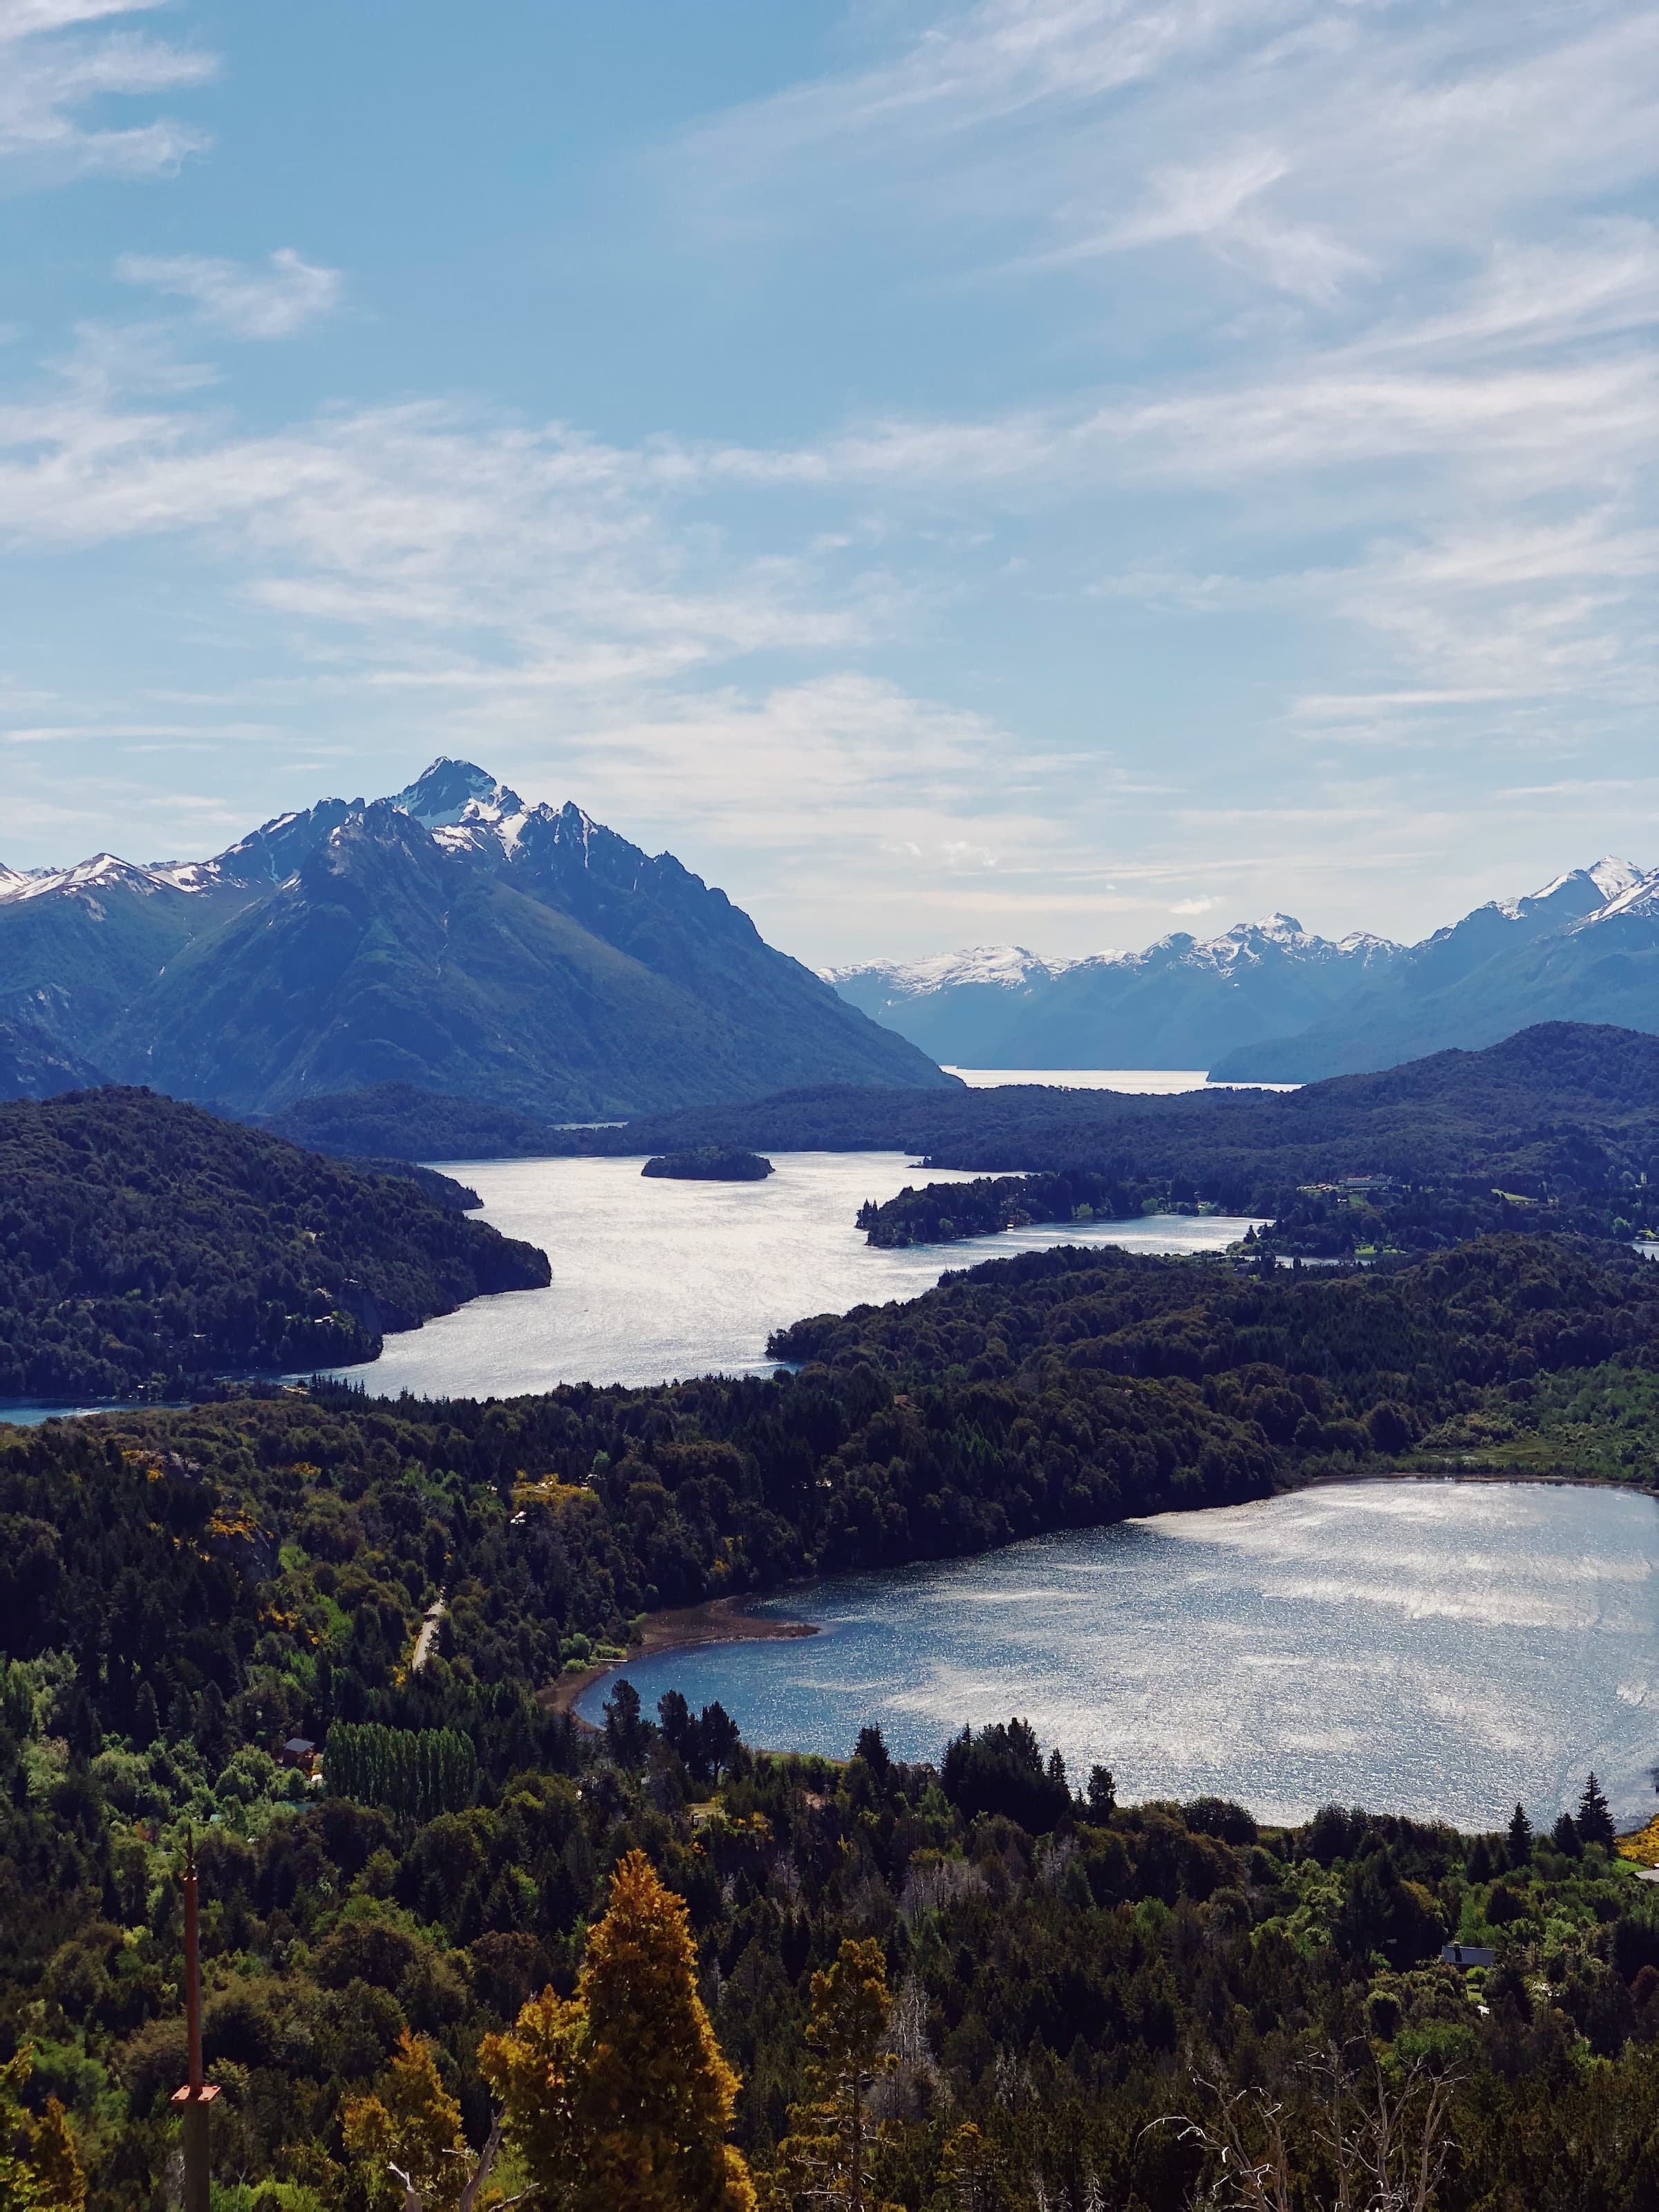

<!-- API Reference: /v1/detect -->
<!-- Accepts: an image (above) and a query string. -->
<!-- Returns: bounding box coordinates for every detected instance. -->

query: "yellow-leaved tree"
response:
[344,2028,506,2212]
[0,2052,86,2212]
[765,1938,899,2212]
[481,1849,755,2212]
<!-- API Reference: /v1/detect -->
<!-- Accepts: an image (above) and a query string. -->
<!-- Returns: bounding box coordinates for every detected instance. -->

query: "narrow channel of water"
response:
[579,1479,1659,1830]
[354,1152,1259,1398]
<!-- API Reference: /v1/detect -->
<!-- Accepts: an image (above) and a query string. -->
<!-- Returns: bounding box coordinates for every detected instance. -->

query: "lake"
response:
[579,1479,1659,1830]
[354,1151,1259,1399]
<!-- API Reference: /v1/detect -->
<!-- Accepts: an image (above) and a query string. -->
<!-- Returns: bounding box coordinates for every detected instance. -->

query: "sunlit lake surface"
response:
[579,1480,1659,1830]
[354,1152,1260,1399]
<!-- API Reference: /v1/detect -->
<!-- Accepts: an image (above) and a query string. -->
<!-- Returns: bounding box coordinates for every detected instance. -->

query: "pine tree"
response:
[0,2059,84,2212]
[28,2103,84,2212]
[0,2051,40,2212]
[1577,1772,1616,1848]
[937,2123,999,2212]
[131,1681,160,1752]
[767,1939,899,2212]
[1506,1803,1533,1869]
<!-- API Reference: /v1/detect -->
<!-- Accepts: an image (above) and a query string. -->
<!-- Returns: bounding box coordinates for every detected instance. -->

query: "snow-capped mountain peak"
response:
[823,945,1058,998]
[387,758,525,831]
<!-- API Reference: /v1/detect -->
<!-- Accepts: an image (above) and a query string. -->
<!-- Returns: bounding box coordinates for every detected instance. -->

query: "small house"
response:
[279,1736,317,1772]
[1441,1943,1494,1968]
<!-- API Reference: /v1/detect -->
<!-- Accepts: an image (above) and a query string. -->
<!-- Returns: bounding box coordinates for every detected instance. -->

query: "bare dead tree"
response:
[1154,2047,1459,2212]
[387,2112,525,2212]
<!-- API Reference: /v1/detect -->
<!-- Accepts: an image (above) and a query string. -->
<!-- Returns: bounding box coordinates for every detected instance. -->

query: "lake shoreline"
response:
[553,1463,1657,1727]
[545,1593,819,1723]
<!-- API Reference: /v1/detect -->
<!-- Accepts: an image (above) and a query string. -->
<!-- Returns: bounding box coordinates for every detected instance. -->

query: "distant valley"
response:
[0,758,947,1117]
[828,859,1659,1080]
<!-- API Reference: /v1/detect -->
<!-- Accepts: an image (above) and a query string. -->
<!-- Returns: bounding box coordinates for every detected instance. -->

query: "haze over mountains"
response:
[0,760,947,1117]
[830,861,1658,1080]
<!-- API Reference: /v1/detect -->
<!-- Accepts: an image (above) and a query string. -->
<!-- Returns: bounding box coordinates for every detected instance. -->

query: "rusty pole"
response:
[172,1830,218,2212]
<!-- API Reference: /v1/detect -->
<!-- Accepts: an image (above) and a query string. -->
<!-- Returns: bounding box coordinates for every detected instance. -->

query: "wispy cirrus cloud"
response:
[115,248,342,339]
[0,0,214,185]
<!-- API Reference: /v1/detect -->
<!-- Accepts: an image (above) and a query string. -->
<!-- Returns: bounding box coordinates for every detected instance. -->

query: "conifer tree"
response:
[1506,1803,1533,1868]
[28,2103,84,2212]
[767,1938,899,2212]
[485,1850,755,2212]
[575,1851,754,2212]
[0,2057,86,2212]
[1577,1772,1616,1848]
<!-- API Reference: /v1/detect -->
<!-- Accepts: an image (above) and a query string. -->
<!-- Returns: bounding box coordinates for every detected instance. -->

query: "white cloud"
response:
[0,0,213,185]
[115,249,342,339]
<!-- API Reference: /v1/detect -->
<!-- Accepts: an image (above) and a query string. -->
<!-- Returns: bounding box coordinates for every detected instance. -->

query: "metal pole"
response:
[172,1830,217,2212]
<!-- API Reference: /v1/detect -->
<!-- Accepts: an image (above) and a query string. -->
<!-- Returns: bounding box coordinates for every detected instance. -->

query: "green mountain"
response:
[0,762,947,1116]
[0,1087,550,1401]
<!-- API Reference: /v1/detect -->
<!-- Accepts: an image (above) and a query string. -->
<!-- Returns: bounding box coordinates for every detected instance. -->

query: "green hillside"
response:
[0,1088,550,1400]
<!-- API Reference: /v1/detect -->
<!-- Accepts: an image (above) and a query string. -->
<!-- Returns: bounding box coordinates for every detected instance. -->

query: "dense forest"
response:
[856,1168,1651,1257]
[256,1087,568,1166]
[543,1024,1659,1208]
[10,1053,1659,2204]
[3,1577,1658,2211]
[0,1091,550,1402]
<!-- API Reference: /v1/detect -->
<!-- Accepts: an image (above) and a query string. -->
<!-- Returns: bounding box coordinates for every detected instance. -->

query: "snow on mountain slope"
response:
[825,945,1079,997]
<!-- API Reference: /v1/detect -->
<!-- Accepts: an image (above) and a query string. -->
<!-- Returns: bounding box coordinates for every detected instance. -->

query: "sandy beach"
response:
[542,1593,818,1719]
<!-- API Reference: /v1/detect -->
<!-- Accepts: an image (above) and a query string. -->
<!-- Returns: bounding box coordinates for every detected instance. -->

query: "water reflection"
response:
[580,1479,1659,1829]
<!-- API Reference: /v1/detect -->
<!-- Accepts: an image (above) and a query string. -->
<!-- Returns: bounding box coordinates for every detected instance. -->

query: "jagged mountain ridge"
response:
[1210,860,1658,1081]
[830,912,1404,1069]
[0,760,949,1114]
[830,861,1659,1077]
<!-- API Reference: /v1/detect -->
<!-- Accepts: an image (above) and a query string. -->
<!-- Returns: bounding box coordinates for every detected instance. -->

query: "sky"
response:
[1,0,1656,964]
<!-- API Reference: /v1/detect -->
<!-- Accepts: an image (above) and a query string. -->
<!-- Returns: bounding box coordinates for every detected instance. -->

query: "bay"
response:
[354,1151,1260,1399]
[579,1479,1659,1830]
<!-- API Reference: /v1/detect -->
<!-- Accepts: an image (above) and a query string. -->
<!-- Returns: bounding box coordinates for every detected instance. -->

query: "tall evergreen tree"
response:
[1506,1802,1533,1868]
[575,1851,754,2212]
[1577,1772,1616,1848]
[479,1987,585,2212]
[486,1850,754,2212]
[767,1939,899,2212]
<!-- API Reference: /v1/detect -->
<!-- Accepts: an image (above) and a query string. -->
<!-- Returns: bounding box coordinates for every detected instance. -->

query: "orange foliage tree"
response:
[481,1849,755,2212]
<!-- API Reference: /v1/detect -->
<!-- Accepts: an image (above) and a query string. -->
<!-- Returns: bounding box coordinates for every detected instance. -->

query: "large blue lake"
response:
[579,1479,1659,1830]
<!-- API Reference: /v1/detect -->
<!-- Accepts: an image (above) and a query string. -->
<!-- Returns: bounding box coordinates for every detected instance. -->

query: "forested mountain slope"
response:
[0,1088,550,1400]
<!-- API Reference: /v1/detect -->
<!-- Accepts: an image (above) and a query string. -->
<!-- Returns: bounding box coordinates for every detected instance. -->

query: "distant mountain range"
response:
[827,860,1657,1080]
[0,760,948,1116]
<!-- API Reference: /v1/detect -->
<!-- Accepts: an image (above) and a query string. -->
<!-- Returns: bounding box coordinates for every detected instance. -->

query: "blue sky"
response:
[2,0,1656,963]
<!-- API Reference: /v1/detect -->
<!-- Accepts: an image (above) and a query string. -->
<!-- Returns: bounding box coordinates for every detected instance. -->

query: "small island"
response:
[641,1145,775,1181]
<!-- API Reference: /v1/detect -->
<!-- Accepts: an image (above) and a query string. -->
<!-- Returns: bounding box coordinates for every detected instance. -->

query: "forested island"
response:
[0,1089,550,1402]
[642,1146,776,1182]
